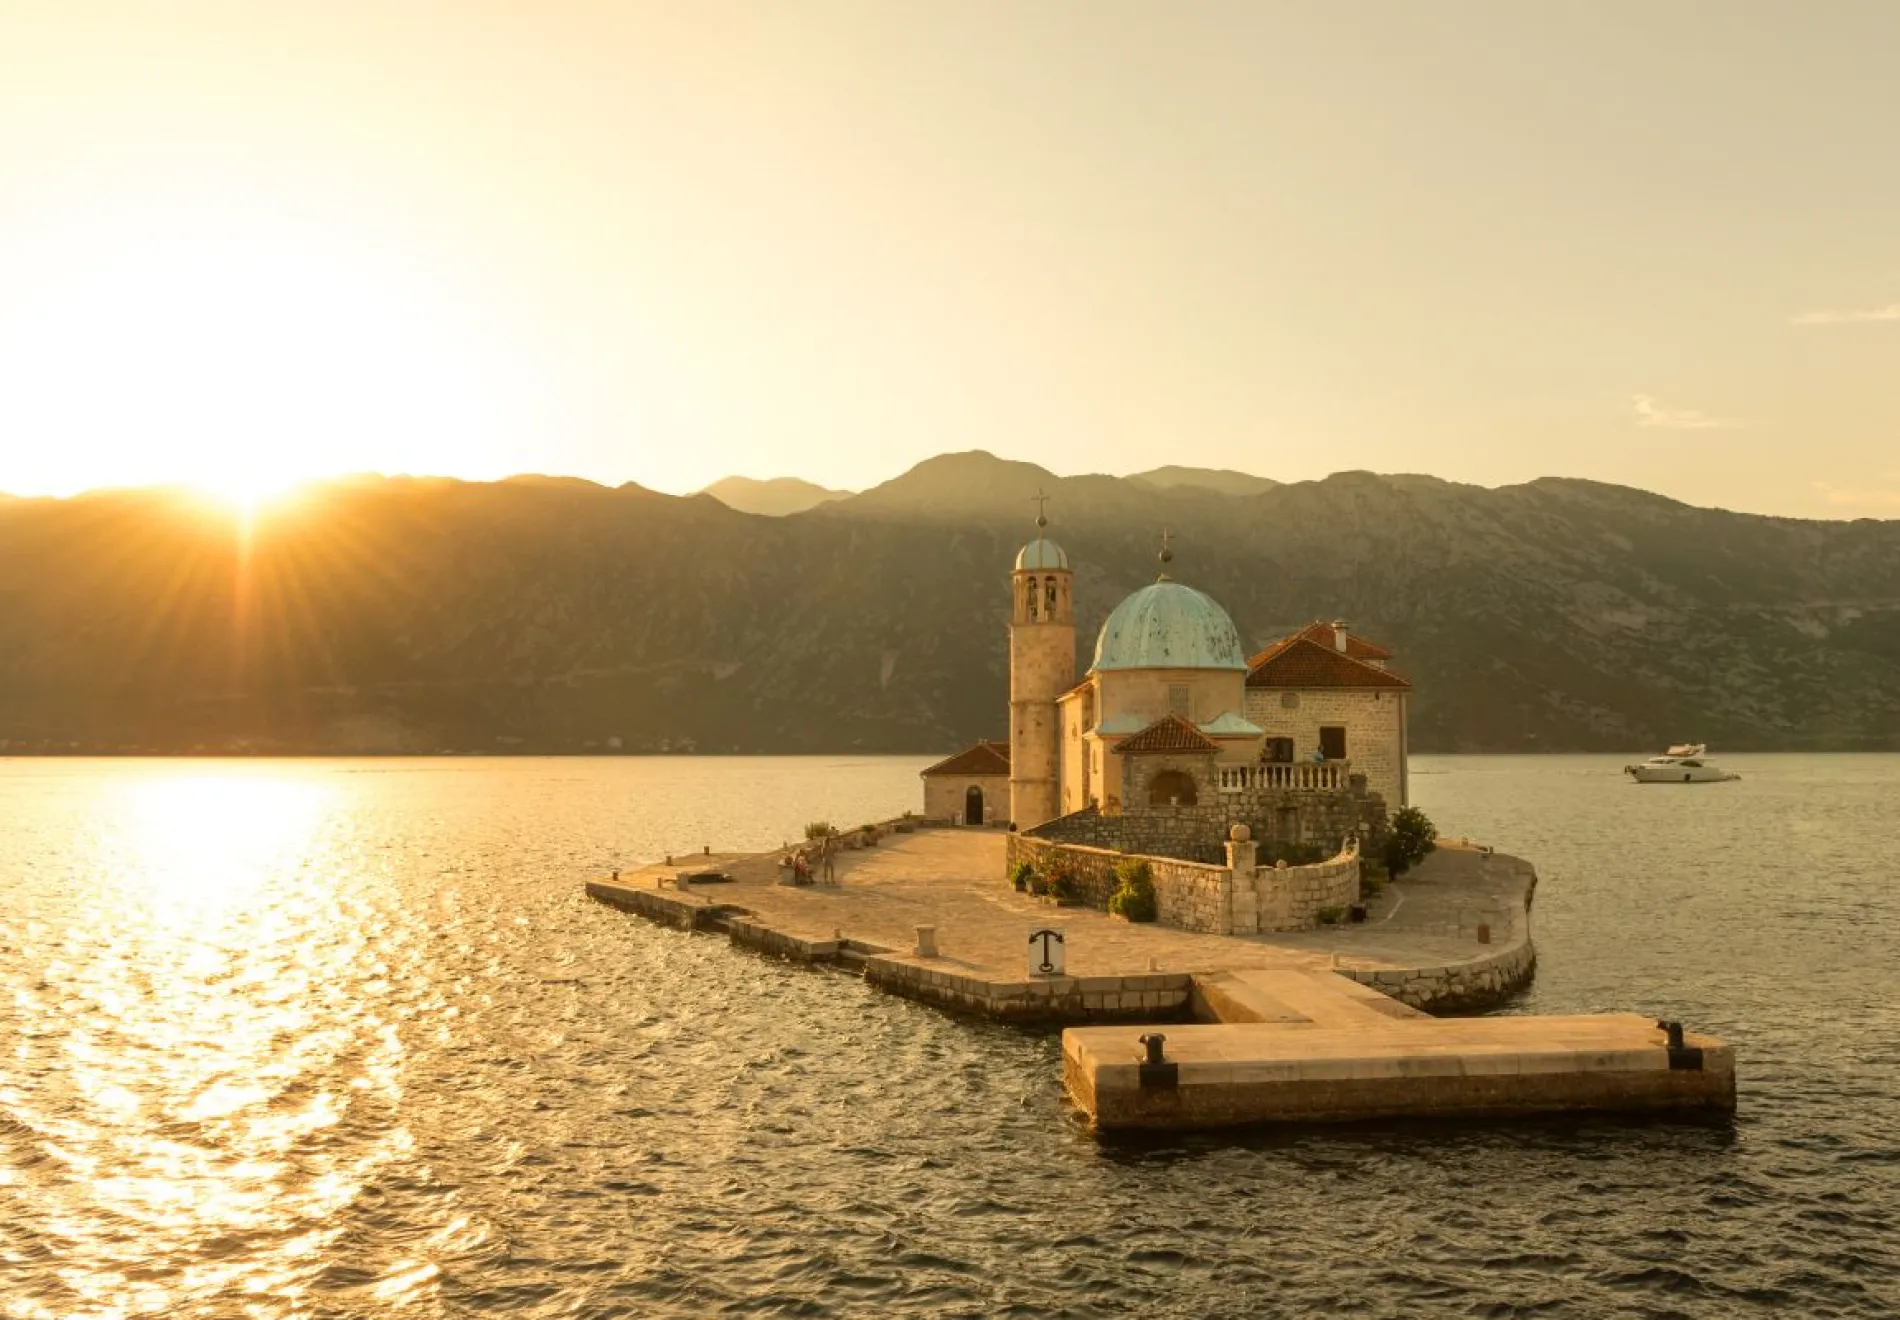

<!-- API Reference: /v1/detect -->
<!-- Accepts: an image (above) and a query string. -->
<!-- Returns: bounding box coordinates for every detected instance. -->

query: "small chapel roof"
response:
[1245,637,1412,690]
[920,739,1012,777]
[1111,714,1221,756]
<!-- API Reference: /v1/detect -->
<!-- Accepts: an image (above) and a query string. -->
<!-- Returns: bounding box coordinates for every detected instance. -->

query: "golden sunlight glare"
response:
[0,203,520,499]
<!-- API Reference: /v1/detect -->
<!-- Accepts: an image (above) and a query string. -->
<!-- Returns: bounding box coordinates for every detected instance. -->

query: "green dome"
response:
[1091,580,1247,672]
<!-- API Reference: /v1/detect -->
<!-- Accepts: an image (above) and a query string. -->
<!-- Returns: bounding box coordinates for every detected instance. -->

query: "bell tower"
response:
[1008,492,1075,830]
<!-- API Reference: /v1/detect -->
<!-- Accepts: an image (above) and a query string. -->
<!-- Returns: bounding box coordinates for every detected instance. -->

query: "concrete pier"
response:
[586,827,1736,1131]
[1067,968,1734,1130]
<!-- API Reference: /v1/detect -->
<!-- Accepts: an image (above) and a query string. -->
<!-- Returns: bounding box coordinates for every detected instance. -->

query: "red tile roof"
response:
[920,739,1011,777]
[1245,638,1412,690]
[1111,713,1221,755]
[1248,623,1393,668]
[1288,621,1393,662]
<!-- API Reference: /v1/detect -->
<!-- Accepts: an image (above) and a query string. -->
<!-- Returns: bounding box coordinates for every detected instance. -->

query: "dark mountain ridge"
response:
[1,453,1896,755]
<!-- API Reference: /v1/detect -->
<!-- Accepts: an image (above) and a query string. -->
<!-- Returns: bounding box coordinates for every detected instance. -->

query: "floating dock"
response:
[587,827,1736,1132]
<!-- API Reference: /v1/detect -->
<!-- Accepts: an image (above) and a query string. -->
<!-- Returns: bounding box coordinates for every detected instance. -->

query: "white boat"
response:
[1624,744,1740,783]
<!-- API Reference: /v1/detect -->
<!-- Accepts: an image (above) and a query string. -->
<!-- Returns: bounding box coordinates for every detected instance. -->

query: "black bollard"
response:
[1137,1032,1178,1089]
[1656,1019,1703,1071]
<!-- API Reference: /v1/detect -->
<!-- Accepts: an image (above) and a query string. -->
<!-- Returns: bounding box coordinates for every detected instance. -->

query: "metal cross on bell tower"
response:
[1031,487,1051,530]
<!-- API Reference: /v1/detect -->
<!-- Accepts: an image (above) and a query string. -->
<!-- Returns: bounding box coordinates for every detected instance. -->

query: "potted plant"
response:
[1049,870,1082,906]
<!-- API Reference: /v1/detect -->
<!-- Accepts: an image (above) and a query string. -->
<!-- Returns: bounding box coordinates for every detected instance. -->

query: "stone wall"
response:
[864,955,1194,1025]
[1243,686,1407,808]
[1004,833,1233,934]
[1119,751,1220,815]
[1242,841,1362,933]
[1342,937,1538,1013]
[1148,855,1231,932]
[1026,788,1385,865]
[1339,865,1540,1012]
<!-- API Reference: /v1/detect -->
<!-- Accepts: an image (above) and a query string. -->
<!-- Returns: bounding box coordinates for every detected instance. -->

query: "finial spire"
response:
[1031,487,1051,530]
[1157,527,1174,580]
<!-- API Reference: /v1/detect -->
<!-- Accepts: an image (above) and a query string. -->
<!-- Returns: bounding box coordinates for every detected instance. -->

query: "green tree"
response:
[1384,806,1438,878]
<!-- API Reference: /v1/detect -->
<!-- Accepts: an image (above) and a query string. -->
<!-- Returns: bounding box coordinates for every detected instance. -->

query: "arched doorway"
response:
[965,785,985,825]
[1149,769,1198,807]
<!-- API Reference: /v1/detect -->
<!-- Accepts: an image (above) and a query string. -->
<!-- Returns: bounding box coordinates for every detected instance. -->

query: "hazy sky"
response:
[2,2,1897,517]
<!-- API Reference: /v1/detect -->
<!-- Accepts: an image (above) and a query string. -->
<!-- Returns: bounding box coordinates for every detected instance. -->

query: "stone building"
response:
[918,740,1010,825]
[920,510,1412,861]
[1241,622,1412,810]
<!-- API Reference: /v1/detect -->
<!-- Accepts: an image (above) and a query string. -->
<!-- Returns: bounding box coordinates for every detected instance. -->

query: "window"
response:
[1280,691,1301,710]
[1149,769,1198,806]
[1319,726,1348,760]
[1168,684,1191,717]
[1264,737,1295,764]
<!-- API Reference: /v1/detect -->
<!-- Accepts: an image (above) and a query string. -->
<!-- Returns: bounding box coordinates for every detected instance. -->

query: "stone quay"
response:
[585,826,1735,1132]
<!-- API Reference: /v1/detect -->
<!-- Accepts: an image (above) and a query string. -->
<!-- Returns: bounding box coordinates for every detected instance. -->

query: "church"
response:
[921,508,1410,861]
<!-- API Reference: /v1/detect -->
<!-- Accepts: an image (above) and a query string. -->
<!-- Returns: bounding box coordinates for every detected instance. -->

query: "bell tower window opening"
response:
[1167,684,1190,717]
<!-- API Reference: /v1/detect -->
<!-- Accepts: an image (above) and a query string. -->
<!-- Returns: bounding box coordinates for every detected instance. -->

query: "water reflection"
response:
[3,766,420,1318]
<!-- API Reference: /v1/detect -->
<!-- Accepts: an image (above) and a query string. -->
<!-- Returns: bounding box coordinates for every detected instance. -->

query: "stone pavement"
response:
[616,827,1527,986]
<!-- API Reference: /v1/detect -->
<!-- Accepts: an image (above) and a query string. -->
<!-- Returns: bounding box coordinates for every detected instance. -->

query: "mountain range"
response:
[1,451,1896,755]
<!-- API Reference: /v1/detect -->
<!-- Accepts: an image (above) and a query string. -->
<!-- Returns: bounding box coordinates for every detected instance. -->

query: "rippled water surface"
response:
[4,754,1898,1318]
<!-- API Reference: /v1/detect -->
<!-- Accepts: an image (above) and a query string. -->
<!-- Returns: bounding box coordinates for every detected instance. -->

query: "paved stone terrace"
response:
[598,827,1529,990]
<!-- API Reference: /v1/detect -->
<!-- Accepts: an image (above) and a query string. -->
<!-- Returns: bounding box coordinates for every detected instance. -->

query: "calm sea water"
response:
[2,754,1897,1319]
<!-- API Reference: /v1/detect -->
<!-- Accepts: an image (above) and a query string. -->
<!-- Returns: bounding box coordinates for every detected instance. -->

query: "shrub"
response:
[1386,807,1438,878]
[1010,860,1035,892]
[1316,905,1346,925]
[804,821,834,840]
[1108,858,1158,923]
[1048,870,1080,903]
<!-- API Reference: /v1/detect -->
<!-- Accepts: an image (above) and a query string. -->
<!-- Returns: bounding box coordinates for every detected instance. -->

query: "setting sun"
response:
[0,193,533,501]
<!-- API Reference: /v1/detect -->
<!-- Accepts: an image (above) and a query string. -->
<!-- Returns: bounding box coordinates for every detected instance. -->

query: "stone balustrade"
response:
[1217,760,1351,793]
